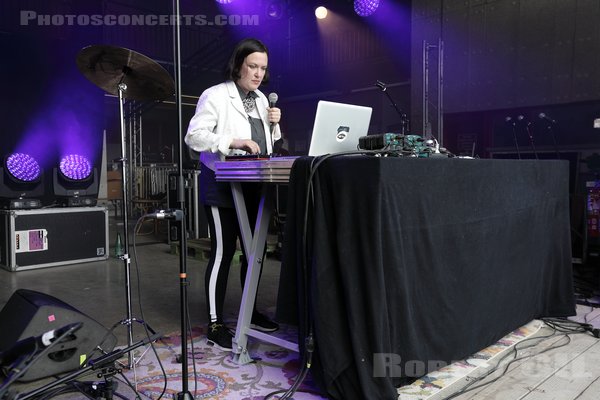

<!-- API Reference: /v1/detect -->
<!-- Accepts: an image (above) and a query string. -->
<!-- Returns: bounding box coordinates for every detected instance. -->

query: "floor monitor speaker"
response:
[0,288,117,381]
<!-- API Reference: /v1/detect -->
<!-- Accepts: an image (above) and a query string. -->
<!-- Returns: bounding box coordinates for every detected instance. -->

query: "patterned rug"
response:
[122,320,543,400]
[123,323,325,399]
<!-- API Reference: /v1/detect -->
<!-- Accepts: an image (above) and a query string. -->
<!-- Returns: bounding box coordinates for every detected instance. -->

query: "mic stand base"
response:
[69,369,120,400]
[17,334,161,400]
[175,392,194,400]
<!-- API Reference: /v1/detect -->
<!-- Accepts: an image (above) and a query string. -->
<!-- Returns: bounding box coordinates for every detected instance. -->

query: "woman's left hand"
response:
[267,107,281,125]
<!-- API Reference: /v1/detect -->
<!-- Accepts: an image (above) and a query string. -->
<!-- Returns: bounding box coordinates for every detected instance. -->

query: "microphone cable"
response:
[127,214,170,400]
[132,212,202,399]
[444,317,600,399]
[135,215,202,400]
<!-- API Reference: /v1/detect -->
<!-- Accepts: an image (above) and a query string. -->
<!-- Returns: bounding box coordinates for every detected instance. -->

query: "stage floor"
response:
[0,211,599,400]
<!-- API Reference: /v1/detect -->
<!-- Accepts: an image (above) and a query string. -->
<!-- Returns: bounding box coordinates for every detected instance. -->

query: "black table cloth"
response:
[277,155,575,400]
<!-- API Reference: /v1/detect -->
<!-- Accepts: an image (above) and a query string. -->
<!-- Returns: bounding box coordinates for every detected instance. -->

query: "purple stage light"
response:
[216,0,233,4]
[59,154,92,180]
[5,153,41,182]
[354,0,380,17]
[266,1,284,19]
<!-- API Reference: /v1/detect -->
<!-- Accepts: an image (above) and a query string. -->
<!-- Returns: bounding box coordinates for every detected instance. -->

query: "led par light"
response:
[354,0,379,17]
[0,153,44,209]
[53,154,98,207]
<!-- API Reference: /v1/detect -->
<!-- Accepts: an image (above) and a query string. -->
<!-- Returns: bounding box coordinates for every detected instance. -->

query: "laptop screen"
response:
[307,101,373,156]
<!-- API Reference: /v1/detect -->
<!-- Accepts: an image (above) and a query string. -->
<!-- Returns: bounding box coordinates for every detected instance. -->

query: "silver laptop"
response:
[308,101,373,156]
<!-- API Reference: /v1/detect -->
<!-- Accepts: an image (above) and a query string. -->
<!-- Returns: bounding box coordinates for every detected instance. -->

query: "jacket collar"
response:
[225,80,247,117]
[234,82,258,100]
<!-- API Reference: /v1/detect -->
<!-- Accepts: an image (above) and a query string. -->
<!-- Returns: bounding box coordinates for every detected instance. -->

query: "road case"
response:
[0,207,108,271]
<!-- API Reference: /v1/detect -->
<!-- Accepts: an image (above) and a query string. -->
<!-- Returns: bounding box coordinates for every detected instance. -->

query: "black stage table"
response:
[277,155,576,400]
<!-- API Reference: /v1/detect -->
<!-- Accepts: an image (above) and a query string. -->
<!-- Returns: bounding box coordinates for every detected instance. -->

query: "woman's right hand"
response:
[230,139,260,154]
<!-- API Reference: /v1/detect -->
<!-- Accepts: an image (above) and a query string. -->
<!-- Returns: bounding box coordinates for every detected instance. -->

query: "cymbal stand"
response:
[116,79,136,368]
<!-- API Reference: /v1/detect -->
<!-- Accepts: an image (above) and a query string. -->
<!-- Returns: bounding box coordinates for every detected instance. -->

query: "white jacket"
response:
[185,80,282,171]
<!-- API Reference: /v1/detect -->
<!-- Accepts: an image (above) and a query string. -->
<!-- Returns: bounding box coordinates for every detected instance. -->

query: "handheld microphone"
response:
[268,92,278,109]
[267,93,279,153]
[268,92,279,126]
[0,322,82,367]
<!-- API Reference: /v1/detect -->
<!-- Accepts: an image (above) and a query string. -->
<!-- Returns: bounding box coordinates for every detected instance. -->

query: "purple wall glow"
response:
[16,76,103,172]
[358,0,410,69]
[213,0,281,41]
[3,0,104,179]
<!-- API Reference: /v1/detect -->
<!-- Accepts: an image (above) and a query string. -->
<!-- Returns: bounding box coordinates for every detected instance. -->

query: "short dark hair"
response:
[225,38,270,85]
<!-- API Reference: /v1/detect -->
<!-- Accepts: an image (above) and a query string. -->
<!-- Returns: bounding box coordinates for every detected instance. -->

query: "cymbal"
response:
[76,45,175,101]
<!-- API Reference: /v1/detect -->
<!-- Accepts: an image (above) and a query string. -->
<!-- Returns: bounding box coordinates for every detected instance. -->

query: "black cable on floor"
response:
[443,327,569,399]
[444,316,600,399]
[541,317,600,338]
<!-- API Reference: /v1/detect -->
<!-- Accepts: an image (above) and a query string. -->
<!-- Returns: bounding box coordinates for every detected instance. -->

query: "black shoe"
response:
[250,311,279,332]
[206,322,233,351]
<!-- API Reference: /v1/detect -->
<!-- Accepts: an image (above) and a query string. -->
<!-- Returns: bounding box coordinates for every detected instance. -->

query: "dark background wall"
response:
[0,0,411,164]
[411,0,600,158]
[2,0,600,162]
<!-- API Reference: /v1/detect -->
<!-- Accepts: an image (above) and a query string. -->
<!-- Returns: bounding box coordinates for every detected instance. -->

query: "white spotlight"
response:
[315,6,328,19]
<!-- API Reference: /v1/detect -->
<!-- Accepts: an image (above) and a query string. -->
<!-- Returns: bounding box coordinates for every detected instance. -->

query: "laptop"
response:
[308,101,373,156]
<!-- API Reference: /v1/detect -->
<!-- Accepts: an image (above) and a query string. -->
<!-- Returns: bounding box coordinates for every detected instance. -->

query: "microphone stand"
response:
[375,80,410,135]
[172,0,193,399]
[524,122,539,160]
[548,125,561,159]
[518,116,538,160]
[542,118,561,159]
[507,117,521,160]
